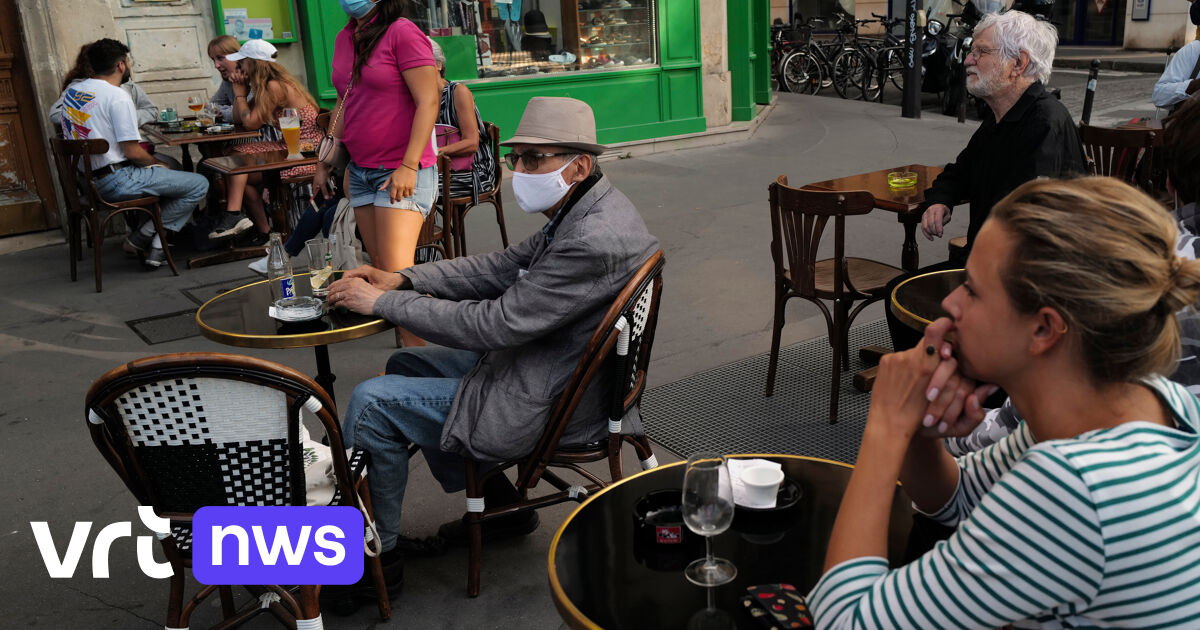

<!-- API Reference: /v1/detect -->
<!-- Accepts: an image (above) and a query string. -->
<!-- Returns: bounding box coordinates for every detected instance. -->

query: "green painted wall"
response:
[297,0,705,146]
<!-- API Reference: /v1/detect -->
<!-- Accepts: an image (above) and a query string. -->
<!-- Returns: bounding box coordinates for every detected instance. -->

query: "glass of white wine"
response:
[681,452,736,586]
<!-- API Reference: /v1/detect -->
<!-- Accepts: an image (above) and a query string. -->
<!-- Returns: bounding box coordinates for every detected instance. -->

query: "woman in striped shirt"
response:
[810,176,1200,628]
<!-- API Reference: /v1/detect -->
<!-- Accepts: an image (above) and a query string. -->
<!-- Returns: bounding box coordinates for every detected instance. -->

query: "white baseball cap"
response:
[226,39,277,62]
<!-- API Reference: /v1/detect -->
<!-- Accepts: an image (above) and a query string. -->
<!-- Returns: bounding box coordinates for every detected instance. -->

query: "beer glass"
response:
[279,107,302,159]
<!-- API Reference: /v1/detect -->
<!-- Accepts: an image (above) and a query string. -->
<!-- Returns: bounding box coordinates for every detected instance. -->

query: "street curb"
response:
[1054,57,1166,73]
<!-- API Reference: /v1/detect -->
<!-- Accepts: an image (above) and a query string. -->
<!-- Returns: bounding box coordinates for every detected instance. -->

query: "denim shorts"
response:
[346,162,437,218]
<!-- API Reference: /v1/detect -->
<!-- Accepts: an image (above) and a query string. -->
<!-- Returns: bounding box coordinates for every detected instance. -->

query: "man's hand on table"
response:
[921,203,952,240]
[326,265,411,314]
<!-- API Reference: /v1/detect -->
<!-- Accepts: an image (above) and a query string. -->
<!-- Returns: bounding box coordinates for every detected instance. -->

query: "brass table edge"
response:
[546,454,852,629]
[889,268,964,332]
[195,276,393,350]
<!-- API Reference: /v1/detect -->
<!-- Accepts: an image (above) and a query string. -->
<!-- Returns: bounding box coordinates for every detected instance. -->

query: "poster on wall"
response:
[1131,0,1151,20]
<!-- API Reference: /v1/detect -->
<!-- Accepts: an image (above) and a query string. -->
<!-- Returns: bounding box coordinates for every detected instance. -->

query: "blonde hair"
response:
[990,177,1200,383]
[241,58,316,126]
[207,35,240,58]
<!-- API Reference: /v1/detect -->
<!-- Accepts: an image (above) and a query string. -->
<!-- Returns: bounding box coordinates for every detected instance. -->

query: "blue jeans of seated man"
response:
[342,346,483,551]
[92,165,209,232]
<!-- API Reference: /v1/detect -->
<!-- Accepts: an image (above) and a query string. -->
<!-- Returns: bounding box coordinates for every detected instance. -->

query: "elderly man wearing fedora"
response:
[325,96,659,591]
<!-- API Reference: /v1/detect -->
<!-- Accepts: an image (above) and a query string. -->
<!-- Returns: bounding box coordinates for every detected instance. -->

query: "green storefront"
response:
[290,0,709,146]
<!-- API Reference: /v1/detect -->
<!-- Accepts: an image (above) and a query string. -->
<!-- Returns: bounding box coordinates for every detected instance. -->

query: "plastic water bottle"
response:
[266,232,296,304]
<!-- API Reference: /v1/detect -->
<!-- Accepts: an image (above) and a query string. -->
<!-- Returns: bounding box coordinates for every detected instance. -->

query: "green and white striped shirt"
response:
[809,376,1200,629]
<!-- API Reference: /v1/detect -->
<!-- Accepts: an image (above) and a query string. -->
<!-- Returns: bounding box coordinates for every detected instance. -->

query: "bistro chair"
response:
[49,136,179,292]
[766,176,904,422]
[459,250,665,597]
[1078,123,1161,193]
[84,352,391,629]
[436,121,508,257]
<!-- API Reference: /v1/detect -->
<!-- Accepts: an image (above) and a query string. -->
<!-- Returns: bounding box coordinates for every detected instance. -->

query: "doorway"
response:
[1053,0,1127,45]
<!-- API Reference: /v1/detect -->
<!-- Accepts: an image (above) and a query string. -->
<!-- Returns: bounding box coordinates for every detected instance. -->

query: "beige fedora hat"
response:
[500,96,607,155]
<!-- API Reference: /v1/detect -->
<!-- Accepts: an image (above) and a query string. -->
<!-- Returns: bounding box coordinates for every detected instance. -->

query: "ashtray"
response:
[732,478,803,541]
[270,296,324,322]
[631,489,702,571]
[887,170,918,189]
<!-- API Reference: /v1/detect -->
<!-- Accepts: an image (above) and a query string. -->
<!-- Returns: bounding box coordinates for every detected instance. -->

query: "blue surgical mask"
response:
[339,0,375,19]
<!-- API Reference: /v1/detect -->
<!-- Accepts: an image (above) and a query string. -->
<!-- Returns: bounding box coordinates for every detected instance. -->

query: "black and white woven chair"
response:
[461,250,666,597]
[84,352,389,630]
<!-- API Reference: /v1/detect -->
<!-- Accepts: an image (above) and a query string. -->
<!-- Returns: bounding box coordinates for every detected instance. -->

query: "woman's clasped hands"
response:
[868,317,998,442]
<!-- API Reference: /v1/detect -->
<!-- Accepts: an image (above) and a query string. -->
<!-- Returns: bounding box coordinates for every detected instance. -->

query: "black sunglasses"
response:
[504,150,577,171]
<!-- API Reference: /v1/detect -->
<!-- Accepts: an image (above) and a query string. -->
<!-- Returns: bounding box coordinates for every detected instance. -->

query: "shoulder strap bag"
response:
[317,82,353,170]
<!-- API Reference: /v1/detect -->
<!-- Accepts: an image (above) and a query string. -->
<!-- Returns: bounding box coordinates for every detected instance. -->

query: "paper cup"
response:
[740,465,784,505]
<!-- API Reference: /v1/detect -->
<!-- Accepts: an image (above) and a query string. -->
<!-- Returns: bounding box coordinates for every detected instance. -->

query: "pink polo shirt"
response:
[331,17,436,170]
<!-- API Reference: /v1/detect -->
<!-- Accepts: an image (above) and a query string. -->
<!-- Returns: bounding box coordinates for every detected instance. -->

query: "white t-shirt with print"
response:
[60,78,142,171]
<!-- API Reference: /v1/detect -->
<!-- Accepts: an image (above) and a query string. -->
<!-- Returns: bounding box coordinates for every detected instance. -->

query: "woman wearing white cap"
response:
[208,38,322,245]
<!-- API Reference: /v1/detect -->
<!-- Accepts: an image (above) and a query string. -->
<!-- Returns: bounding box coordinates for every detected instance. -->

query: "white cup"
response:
[740,465,784,505]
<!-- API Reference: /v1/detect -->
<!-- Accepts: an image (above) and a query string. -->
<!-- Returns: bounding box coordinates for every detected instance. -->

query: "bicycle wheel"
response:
[831,49,867,99]
[781,51,823,95]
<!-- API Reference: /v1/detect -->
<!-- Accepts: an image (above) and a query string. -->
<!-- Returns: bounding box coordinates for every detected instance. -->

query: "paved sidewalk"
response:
[1055,45,1173,73]
[1,93,978,628]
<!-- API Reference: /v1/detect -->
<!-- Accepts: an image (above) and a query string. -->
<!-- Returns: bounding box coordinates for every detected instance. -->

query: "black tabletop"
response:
[549,455,916,629]
[195,275,392,350]
[890,269,965,333]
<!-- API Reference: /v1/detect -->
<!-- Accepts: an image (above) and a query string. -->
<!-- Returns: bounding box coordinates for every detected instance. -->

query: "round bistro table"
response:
[548,454,916,629]
[889,268,965,333]
[196,274,393,404]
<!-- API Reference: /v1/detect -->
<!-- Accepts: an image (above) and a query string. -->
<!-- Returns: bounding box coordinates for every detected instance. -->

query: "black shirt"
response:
[925,81,1085,252]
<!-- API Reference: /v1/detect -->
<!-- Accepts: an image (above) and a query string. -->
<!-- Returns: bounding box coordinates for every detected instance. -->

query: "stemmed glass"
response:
[186,95,204,115]
[681,452,736,586]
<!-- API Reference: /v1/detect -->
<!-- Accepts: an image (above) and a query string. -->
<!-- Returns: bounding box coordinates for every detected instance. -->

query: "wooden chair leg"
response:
[765,289,786,396]
[68,213,79,281]
[839,300,852,368]
[218,585,236,618]
[297,585,322,626]
[455,203,469,257]
[628,434,658,469]
[465,462,483,598]
[165,562,186,628]
[607,434,624,481]
[829,301,847,424]
[356,477,391,620]
[492,196,509,249]
[90,213,103,293]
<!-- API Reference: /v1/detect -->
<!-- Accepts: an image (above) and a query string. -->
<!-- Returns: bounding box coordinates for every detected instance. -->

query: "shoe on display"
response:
[208,211,253,240]
[548,51,577,64]
[617,0,632,7]
[144,247,167,269]
[247,254,269,274]
[123,229,153,257]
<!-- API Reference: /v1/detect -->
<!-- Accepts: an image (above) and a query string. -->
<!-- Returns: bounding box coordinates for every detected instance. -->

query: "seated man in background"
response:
[888,10,1084,351]
[60,38,208,268]
[1151,1,1200,112]
[50,42,181,169]
[324,97,659,596]
[1164,97,1200,394]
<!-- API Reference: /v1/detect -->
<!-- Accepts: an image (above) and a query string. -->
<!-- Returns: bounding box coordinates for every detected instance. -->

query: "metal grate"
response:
[642,319,891,464]
[181,275,261,306]
[126,309,200,345]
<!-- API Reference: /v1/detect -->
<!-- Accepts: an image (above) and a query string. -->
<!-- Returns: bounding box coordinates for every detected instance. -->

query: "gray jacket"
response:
[372,174,660,461]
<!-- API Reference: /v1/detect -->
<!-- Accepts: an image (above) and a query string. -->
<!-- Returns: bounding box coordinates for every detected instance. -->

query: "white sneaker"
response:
[248,255,269,274]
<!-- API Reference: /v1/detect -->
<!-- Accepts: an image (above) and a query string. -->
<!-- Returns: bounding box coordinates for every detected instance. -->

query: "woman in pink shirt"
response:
[315,0,439,286]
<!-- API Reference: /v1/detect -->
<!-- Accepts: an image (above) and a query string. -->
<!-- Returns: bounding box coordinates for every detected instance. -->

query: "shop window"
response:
[413,0,659,79]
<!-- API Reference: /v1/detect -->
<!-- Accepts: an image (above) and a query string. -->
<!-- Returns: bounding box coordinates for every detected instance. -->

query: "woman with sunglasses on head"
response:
[810,176,1200,628]
[209,39,322,246]
[315,0,440,347]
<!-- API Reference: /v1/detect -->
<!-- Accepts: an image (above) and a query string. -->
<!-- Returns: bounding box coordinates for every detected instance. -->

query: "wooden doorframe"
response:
[0,0,59,232]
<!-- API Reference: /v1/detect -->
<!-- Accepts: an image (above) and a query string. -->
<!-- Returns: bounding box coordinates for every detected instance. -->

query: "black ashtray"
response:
[631,489,702,571]
[732,478,803,543]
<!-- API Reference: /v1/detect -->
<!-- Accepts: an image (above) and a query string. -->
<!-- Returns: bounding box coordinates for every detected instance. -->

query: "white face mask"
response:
[512,155,579,214]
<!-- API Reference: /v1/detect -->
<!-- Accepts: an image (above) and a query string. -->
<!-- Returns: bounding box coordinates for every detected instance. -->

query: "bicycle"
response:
[830,15,904,100]
[777,13,855,95]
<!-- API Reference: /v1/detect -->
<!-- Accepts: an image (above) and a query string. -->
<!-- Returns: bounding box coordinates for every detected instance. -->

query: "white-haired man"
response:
[887,10,1085,351]
[919,10,1084,256]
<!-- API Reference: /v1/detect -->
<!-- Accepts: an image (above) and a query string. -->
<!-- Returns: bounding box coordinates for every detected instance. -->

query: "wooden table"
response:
[548,455,916,629]
[804,164,944,272]
[890,268,964,333]
[141,123,260,172]
[195,275,392,404]
[192,150,317,268]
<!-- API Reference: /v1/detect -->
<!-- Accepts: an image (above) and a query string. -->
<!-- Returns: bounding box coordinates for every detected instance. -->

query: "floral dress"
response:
[233,103,322,179]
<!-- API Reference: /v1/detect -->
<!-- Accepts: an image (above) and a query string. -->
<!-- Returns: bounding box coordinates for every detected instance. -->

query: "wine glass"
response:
[681,452,736,586]
[186,95,204,115]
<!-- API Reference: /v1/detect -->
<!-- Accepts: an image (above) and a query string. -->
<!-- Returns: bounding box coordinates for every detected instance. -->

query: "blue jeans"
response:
[284,200,339,257]
[92,165,209,232]
[342,346,482,551]
[346,162,437,217]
